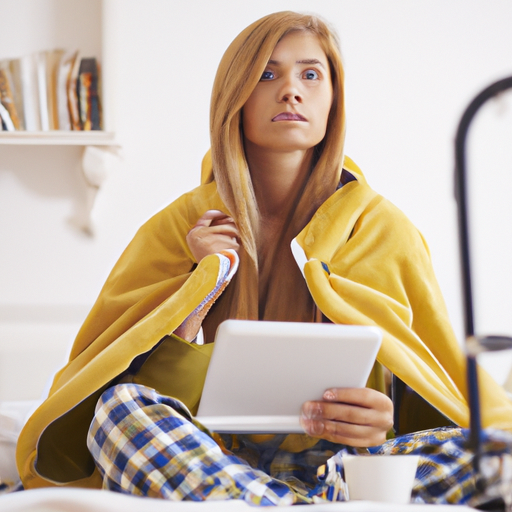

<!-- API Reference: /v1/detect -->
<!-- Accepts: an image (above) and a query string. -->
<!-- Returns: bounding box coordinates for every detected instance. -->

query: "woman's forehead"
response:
[268,31,328,64]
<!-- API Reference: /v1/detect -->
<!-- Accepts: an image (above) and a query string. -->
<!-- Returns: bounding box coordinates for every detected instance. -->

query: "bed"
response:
[0,400,478,512]
[0,488,477,512]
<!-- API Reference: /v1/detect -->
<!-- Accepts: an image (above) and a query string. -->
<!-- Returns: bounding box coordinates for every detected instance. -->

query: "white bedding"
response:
[0,400,40,488]
[0,488,475,512]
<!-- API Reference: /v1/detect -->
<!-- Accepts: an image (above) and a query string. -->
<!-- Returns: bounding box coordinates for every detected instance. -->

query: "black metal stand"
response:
[454,76,512,473]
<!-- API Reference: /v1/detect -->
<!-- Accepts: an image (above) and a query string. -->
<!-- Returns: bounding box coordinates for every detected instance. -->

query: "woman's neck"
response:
[245,143,314,220]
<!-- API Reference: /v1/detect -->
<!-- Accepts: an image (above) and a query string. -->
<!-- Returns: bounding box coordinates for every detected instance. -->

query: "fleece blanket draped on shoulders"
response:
[296,161,512,431]
[16,156,512,490]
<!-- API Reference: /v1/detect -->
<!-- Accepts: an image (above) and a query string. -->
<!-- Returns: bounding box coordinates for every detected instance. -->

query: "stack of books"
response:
[0,49,101,132]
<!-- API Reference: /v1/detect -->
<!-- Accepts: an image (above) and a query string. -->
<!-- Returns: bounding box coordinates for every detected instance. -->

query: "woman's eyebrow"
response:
[297,59,326,69]
[267,58,326,69]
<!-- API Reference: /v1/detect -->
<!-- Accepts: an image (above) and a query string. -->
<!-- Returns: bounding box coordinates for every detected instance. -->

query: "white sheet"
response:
[0,400,40,487]
[0,488,475,512]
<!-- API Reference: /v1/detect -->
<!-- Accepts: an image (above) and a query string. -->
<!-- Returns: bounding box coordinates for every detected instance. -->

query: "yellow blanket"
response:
[16,156,512,489]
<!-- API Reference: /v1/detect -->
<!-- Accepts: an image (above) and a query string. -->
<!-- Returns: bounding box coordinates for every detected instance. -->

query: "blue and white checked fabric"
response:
[87,384,298,505]
[315,427,512,507]
[88,383,512,507]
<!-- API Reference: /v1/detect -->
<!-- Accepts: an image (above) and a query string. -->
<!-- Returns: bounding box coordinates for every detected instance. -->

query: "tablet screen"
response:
[196,320,382,433]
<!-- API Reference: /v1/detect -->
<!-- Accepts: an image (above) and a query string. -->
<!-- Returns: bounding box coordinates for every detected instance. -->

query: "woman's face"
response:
[242,30,333,155]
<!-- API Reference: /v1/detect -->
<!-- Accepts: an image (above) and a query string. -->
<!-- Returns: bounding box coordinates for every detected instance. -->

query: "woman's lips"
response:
[272,112,307,122]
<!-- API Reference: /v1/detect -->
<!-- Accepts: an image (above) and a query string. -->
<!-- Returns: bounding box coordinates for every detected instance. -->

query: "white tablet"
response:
[195,320,382,433]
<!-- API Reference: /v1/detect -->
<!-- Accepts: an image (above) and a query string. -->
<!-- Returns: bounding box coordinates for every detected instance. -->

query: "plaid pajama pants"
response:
[87,383,512,507]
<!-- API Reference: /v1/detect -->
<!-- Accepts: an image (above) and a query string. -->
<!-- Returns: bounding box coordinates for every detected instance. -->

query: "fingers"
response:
[187,210,241,263]
[194,210,234,227]
[300,388,394,447]
[189,223,239,240]
[300,403,390,446]
[322,388,393,411]
[301,417,388,447]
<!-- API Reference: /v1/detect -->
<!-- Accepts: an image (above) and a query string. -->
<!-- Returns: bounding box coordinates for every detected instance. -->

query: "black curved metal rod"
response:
[454,75,512,471]
[455,76,512,337]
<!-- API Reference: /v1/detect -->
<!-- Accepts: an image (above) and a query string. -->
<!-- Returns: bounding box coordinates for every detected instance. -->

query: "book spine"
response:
[36,51,50,131]
[90,60,101,130]
[0,101,16,131]
[46,49,64,130]
[0,64,22,130]
[20,54,41,131]
[77,58,102,131]
[57,51,74,130]
[8,59,25,130]
[68,51,82,130]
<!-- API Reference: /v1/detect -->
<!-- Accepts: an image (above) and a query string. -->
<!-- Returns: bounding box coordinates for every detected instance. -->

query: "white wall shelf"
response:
[0,0,120,234]
[0,131,118,146]
[0,0,117,146]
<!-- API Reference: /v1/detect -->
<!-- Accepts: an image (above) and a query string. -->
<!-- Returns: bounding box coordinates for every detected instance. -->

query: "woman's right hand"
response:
[186,210,240,263]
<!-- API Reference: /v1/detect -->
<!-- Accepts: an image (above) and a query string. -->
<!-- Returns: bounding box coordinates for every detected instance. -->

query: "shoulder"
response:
[113,182,225,258]
[358,194,429,252]
[312,179,431,265]
[140,182,224,233]
[338,190,433,271]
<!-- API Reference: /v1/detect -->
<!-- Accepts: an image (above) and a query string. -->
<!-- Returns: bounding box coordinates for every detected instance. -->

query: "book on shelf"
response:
[0,61,22,130]
[8,59,26,130]
[35,51,50,130]
[67,50,82,131]
[19,53,41,131]
[77,57,101,131]
[44,49,65,130]
[0,100,16,131]
[57,50,77,131]
[0,49,102,133]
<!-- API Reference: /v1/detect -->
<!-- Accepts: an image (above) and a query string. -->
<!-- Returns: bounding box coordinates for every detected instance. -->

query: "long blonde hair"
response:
[209,11,346,265]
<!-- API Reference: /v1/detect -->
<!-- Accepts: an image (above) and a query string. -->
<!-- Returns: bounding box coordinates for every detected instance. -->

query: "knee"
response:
[95,383,158,417]
[87,384,156,462]
[93,383,193,432]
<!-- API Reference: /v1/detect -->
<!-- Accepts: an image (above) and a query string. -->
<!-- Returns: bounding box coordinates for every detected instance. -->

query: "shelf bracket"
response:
[79,145,120,235]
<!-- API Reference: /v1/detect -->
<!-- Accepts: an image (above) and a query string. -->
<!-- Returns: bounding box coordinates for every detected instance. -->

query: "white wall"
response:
[1,0,511,400]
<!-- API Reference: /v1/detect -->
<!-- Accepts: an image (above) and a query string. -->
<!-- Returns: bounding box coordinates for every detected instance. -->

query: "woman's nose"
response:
[278,77,302,104]
[281,91,302,104]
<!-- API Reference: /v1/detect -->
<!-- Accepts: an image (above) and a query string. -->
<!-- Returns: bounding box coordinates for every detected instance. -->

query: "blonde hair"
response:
[209,11,346,264]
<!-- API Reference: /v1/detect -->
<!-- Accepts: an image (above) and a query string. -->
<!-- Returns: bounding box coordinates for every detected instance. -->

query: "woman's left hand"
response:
[300,388,394,447]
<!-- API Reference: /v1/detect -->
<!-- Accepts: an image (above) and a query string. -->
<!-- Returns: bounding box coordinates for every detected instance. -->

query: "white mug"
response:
[342,454,420,504]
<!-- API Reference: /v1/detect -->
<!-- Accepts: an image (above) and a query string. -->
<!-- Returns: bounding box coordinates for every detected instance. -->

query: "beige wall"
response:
[1,0,512,400]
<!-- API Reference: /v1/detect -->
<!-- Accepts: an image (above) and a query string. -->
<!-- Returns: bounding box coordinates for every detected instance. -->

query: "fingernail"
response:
[300,404,325,435]
[303,403,322,419]
[323,390,335,400]
[301,419,324,436]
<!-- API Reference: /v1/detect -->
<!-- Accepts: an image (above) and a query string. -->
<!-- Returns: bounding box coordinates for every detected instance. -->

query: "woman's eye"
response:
[303,69,319,80]
[260,70,275,81]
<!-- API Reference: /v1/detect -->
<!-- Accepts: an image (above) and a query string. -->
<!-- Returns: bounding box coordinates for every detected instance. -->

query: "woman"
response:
[16,11,512,506]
